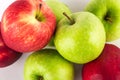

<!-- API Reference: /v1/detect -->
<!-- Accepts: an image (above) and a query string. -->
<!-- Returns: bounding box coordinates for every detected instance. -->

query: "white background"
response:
[0,0,120,80]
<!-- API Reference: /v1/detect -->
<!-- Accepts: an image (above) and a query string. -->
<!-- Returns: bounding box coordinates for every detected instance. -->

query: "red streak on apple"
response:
[1,0,56,52]
[82,44,120,80]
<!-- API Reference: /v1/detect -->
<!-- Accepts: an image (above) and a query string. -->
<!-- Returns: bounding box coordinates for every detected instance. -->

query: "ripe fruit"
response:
[1,0,56,52]
[45,0,72,46]
[54,12,106,64]
[85,0,120,41]
[82,44,120,80]
[24,49,74,80]
[45,0,72,23]
[0,22,22,68]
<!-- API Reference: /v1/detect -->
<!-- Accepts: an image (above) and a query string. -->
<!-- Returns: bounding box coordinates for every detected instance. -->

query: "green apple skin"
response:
[85,0,120,41]
[54,12,106,64]
[24,49,74,80]
[45,0,72,23]
[45,0,72,46]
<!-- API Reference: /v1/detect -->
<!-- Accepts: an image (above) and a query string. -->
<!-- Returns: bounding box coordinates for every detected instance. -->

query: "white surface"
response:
[0,0,120,80]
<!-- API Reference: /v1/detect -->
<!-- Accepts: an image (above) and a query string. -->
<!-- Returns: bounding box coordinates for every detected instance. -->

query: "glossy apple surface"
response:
[45,0,72,23]
[54,12,106,64]
[45,0,72,46]
[82,44,120,80]
[1,0,56,52]
[24,49,74,80]
[85,0,120,41]
[0,22,22,68]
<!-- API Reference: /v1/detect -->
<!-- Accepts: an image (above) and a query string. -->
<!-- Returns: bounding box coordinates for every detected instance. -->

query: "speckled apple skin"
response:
[1,0,56,52]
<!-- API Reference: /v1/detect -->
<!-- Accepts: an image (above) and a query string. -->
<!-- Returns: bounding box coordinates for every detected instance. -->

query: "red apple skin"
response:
[1,0,56,52]
[0,47,22,68]
[0,22,22,68]
[82,44,120,80]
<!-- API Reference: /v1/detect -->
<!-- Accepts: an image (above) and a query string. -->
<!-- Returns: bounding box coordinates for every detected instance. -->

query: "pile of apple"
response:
[0,0,120,80]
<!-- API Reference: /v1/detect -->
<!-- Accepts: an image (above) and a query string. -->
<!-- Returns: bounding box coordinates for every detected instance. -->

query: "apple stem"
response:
[39,76,43,80]
[63,12,75,25]
[105,17,112,24]
[39,3,42,10]
[36,3,42,21]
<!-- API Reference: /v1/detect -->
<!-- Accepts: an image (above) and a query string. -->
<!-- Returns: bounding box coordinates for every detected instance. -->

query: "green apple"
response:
[24,49,74,80]
[45,0,72,46]
[45,0,72,23]
[85,0,120,41]
[54,12,106,64]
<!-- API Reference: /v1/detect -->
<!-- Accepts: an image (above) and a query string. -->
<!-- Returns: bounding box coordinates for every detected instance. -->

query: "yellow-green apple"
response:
[24,49,74,80]
[1,0,56,52]
[82,44,120,80]
[45,0,72,46]
[45,0,72,23]
[85,0,120,41]
[0,22,22,68]
[54,12,106,64]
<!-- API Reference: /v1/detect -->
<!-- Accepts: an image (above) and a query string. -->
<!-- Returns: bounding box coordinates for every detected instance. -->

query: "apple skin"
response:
[82,44,120,80]
[45,0,72,46]
[45,0,72,23]
[85,0,120,41]
[54,12,106,64]
[24,49,74,80]
[1,0,56,52]
[0,47,22,68]
[0,22,22,68]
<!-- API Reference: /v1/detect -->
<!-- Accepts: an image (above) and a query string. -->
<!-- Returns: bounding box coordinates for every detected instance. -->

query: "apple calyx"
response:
[35,3,45,22]
[63,12,75,25]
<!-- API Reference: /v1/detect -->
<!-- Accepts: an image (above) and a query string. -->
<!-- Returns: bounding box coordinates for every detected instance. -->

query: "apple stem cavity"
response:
[63,12,75,25]
[35,3,44,22]
[104,14,113,24]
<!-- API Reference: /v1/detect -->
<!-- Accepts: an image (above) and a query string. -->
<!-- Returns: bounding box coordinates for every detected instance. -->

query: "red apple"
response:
[1,0,56,52]
[0,22,22,68]
[82,44,120,80]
